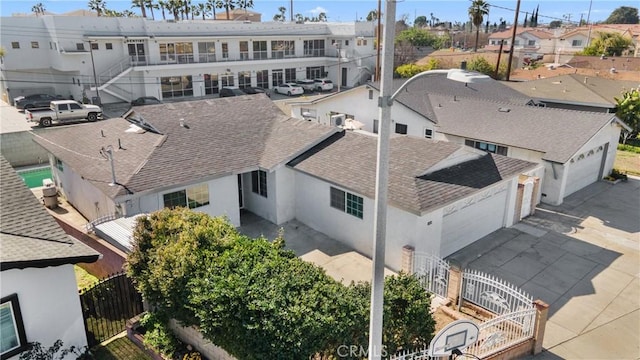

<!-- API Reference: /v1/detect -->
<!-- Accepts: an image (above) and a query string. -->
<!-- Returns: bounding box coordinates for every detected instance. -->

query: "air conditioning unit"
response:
[330,114,346,127]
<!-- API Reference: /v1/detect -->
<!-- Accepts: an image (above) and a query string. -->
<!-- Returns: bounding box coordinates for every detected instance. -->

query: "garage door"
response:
[564,143,607,197]
[441,189,508,257]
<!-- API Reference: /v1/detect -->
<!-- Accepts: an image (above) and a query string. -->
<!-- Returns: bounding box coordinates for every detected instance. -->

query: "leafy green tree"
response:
[88,0,106,16]
[273,6,286,21]
[31,3,45,16]
[128,208,436,359]
[414,15,427,27]
[395,27,437,47]
[580,32,633,56]
[549,20,562,28]
[468,0,489,52]
[604,6,639,24]
[615,88,640,144]
[366,9,379,22]
[395,59,442,78]
[467,56,506,79]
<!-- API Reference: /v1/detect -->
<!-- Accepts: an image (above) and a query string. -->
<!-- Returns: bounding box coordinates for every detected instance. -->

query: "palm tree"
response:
[168,0,181,20]
[273,6,286,21]
[145,0,158,20]
[216,0,236,20]
[206,0,216,19]
[88,0,107,16]
[32,3,46,16]
[183,0,191,20]
[196,2,211,19]
[131,0,147,18]
[468,0,489,52]
[366,9,378,22]
[157,0,168,19]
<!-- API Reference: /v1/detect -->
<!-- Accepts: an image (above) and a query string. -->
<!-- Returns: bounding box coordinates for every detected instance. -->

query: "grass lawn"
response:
[615,149,640,176]
[75,265,99,291]
[92,336,152,360]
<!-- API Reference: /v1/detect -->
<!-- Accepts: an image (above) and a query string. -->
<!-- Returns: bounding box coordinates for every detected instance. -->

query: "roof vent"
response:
[498,107,511,112]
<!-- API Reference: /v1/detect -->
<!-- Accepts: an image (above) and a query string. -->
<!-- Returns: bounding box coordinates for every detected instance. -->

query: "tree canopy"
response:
[604,6,639,24]
[127,208,435,359]
[580,32,633,56]
[615,88,640,144]
[468,0,489,52]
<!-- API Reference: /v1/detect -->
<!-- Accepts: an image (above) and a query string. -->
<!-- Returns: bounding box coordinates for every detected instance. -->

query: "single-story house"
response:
[504,74,639,113]
[30,95,540,270]
[285,74,627,205]
[1,155,101,360]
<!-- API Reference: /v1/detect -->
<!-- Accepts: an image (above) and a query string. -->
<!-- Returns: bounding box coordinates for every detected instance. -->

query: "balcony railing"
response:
[127,51,338,68]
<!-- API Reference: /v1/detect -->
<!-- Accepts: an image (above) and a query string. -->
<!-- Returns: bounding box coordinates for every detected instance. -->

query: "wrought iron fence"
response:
[79,272,144,347]
[413,253,450,298]
[462,269,534,315]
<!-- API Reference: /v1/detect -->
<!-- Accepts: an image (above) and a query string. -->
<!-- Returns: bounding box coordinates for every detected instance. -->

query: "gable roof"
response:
[33,95,340,198]
[489,28,553,40]
[289,132,536,215]
[0,155,100,270]
[368,74,532,121]
[504,74,639,107]
[429,94,617,163]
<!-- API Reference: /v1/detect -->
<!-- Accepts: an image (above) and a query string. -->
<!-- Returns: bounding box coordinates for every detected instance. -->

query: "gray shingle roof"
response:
[504,74,640,107]
[429,94,616,163]
[33,95,339,198]
[368,74,532,121]
[0,155,100,270]
[289,132,536,214]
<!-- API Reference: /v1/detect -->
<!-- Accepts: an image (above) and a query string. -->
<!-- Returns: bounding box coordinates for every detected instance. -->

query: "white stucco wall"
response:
[132,175,240,226]
[274,167,297,224]
[289,86,435,138]
[1,265,87,360]
[242,170,278,225]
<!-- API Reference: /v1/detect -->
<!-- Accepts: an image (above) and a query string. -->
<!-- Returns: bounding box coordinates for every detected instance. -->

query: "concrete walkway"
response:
[448,178,640,359]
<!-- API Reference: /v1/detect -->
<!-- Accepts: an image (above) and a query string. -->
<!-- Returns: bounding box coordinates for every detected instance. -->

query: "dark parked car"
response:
[219,87,247,97]
[241,87,270,97]
[131,96,162,106]
[15,94,64,110]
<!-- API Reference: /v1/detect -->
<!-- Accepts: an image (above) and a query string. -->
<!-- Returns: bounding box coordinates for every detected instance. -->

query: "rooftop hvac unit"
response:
[330,114,346,127]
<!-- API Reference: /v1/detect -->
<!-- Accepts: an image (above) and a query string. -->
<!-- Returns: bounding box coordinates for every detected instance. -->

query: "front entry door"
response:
[128,43,146,64]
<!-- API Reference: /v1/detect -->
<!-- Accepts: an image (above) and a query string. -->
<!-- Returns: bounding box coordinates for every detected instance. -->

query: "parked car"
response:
[15,94,65,110]
[314,79,334,91]
[131,96,162,106]
[25,100,102,127]
[219,87,247,97]
[274,83,304,96]
[295,79,315,92]
[241,87,270,97]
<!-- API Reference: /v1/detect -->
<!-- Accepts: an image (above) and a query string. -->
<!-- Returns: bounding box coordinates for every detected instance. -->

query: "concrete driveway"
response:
[448,178,640,359]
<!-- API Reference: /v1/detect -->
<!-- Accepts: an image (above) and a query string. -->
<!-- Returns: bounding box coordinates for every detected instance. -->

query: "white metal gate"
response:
[462,269,534,314]
[413,253,449,298]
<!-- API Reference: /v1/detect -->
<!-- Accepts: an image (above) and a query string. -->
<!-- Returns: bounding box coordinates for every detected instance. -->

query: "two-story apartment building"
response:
[486,28,555,56]
[0,16,377,104]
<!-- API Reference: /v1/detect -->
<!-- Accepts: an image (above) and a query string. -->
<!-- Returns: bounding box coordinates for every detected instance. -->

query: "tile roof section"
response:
[0,155,100,270]
[429,94,616,163]
[33,95,339,198]
[289,132,536,214]
[504,74,639,107]
[368,74,532,121]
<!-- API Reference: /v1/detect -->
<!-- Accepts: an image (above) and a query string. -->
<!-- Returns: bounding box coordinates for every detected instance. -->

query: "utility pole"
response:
[505,0,521,81]
[335,42,342,92]
[88,40,101,105]
[375,0,382,81]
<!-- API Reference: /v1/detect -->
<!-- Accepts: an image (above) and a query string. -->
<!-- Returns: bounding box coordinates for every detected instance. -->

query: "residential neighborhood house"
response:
[1,155,101,360]
[285,74,627,205]
[30,95,540,270]
[0,15,376,105]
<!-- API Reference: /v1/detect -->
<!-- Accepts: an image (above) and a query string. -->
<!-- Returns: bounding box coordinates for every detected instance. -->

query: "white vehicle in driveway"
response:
[274,83,304,96]
[314,78,334,91]
[25,100,102,127]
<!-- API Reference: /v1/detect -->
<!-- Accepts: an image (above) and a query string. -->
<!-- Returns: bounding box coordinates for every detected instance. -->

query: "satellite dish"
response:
[428,319,480,357]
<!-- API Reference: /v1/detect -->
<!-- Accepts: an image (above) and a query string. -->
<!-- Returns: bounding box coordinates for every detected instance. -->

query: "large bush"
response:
[127,208,435,359]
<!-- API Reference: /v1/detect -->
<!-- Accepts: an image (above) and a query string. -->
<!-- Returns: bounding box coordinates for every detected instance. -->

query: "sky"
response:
[0,0,637,25]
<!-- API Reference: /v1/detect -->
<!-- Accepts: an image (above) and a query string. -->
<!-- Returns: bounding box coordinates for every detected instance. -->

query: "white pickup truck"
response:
[25,100,103,127]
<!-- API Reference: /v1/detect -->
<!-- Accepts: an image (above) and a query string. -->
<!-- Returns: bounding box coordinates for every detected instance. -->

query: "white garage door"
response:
[564,143,607,197]
[441,189,508,257]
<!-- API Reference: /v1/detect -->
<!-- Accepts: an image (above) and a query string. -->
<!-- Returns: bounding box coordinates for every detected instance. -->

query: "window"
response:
[271,40,295,58]
[204,73,219,94]
[303,39,325,57]
[31,41,39,49]
[56,158,64,172]
[238,71,251,88]
[76,43,85,51]
[373,119,379,134]
[160,42,193,63]
[395,123,408,134]
[513,40,520,46]
[306,66,324,80]
[11,42,19,49]
[163,184,210,209]
[239,41,249,60]
[106,43,113,50]
[251,170,268,197]
[345,40,349,46]
[465,139,508,155]
[1,294,28,359]
[161,75,193,98]
[357,38,368,46]
[424,128,433,139]
[272,69,283,86]
[330,187,363,219]
[571,39,583,47]
[285,68,296,82]
[222,42,229,58]
[368,89,373,99]
[256,69,268,88]
[198,41,216,62]
[253,41,267,59]
[91,42,99,50]
[527,40,535,46]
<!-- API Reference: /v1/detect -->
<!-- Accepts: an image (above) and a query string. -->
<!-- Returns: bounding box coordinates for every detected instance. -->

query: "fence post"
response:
[447,262,463,307]
[532,299,549,355]
[401,245,415,274]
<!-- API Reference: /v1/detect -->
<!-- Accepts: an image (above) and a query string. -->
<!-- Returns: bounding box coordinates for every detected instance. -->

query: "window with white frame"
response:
[91,42,98,50]
[373,119,379,134]
[285,68,296,82]
[198,41,216,62]
[251,170,268,197]
[239,41,249,60]
[221,42,229,58]
[31,42,39,49]
[271,40,295,58]
[253,41,268,60]
[106,43,113,50]
[424,128,433,139]
[330,187,363,219]
[571,39,583,47]
[256,70,269,88]
[163,183,210,209]
[1,294,28,359]
[11,42,19,49]
[56,158,64,172]
[395,123,408,134]
[357,38,368,46]
[76,43,85,51]
[238,71,251,88]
